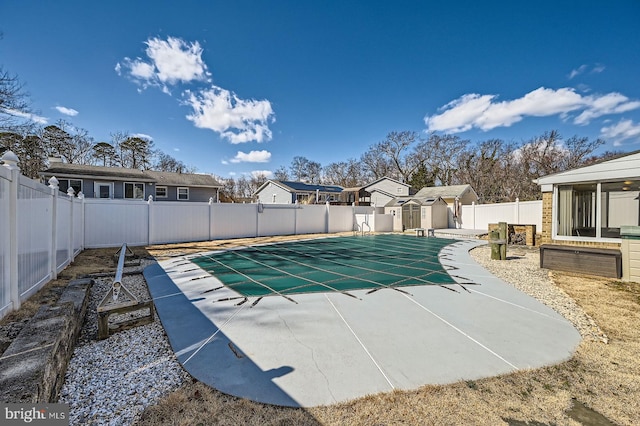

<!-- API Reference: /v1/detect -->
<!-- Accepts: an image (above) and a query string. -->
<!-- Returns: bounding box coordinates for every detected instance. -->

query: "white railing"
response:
[460,199,543,231]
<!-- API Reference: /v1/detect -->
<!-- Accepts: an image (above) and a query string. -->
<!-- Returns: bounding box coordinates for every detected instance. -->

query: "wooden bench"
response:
[540,244,622,278]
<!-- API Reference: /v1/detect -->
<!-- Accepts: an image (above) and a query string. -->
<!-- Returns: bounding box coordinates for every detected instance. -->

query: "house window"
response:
[58,179,82,195]
[557,180,639,239]
[125,182,145,199]
[155,186,168,198]
[177,187,189,200]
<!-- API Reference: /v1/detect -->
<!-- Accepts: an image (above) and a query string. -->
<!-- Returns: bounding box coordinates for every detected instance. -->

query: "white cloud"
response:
[568,63,605,80]
[185,86,274,143]
[250,170,273,179]
[55,106,78,116]
[117,36,211,91]
[568,64,588,79]
[221,160,229,165]
[118,35,275,144]
[601,119,640,146]
[230,150,272,163]
[425,87,640,133]
[131,133,153,141]
[574,93,640,125]
[3,108,48,124]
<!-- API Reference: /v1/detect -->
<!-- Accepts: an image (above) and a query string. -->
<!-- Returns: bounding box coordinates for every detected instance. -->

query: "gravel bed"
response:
[60,260,189,426]
[469,245,608,343]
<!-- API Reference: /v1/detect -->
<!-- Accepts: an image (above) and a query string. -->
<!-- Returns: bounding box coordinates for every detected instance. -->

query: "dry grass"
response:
[137,238,640,426]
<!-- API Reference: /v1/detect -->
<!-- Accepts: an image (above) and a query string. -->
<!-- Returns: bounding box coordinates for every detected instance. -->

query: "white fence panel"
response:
[460,200,543,231]
[84,199,149,248]
[296,205,327,234]
[0,166,11,317]
[56,195,72,271]
[17,176,53,300]
[73,197,83,255]
[328,205,357,233]
[258,205,297,236]
[517,201,543,229]
[211,203,258,239]
[152,202,210,244]
[374,213,393,232]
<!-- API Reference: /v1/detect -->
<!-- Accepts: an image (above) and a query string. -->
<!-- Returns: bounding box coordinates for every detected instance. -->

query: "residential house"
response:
[414,184,479,228]
[254,180,344,204]
[39,161,222,202]
[535,151,640,279]
[363,177,413,208]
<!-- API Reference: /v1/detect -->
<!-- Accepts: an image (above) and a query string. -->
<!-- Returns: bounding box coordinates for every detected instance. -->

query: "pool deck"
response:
[144,237,581,407]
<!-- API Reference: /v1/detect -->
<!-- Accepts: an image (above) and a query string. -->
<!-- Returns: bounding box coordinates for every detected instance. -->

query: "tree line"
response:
[220,130,620,203]
[0,119,195,179]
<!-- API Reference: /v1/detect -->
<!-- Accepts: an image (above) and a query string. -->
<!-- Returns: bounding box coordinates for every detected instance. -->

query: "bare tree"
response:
[416,133,469,186]
[0,51,34,133]
[273,165,289,181]
[374,131,424,183]
[360,145,397,181]
[455,139,514,203]
[289,156,321,183]
[323,158,367,187]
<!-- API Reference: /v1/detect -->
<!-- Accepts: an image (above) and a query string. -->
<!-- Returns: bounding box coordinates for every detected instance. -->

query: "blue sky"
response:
[2,1,639,178]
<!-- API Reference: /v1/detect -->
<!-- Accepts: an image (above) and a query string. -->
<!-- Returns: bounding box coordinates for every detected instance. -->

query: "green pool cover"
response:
[190,234,458,297]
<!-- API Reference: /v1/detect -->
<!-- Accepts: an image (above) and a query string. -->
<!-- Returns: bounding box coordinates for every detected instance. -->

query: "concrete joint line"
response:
[469,289,568,323]
[402,294,519,370]
[325,294,396,391]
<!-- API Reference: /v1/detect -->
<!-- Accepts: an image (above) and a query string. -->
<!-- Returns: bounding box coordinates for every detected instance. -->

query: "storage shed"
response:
[385,197,448,232]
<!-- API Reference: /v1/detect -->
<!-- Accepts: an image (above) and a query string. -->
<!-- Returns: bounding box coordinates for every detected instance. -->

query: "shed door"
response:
[402,204,420,229]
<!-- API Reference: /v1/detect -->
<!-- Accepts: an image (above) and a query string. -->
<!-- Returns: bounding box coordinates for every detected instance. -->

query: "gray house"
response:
[254,180,344,204]
[40,161,222,202]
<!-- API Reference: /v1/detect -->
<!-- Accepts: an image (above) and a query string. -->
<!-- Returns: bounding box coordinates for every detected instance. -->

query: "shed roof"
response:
[385,196,447,207]
[414,184,477,200]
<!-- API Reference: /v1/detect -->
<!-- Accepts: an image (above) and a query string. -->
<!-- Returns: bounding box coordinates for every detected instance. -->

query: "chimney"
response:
[48,156,63,164]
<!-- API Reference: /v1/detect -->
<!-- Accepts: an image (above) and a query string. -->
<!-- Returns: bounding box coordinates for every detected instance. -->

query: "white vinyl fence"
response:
[1,152,83,319]
[460,199,543,231]
[83,198,365,248]
[1,151,384,319]
[1,151,544,321]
